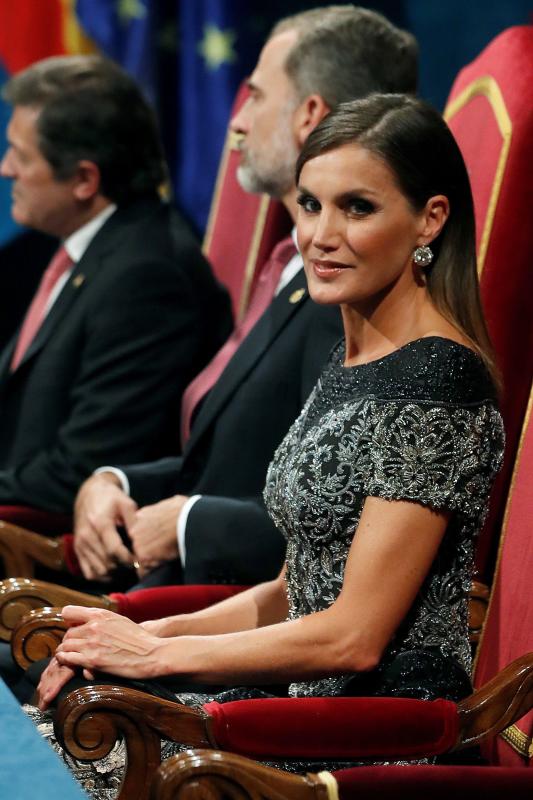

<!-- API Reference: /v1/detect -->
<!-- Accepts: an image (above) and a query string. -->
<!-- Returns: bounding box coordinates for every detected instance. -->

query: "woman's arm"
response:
[141,567,289,637]
[52,497,448,685]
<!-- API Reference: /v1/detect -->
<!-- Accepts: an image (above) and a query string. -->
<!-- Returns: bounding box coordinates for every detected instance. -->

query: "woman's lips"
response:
[311,259,351,279]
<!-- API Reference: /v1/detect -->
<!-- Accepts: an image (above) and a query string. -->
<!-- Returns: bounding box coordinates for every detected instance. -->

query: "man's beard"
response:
[236,107,299,199]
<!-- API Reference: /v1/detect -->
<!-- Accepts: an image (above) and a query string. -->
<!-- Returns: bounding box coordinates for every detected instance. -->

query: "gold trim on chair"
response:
[444,75,512,275]
[316,771,340,800]
[202,128,236,257]
[203,124,271,323]
[237,194,270,322]
[500,723,533,760]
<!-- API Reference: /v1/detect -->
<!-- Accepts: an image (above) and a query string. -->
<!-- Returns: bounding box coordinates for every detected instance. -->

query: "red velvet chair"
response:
[39,653,533,800]
[0,82,292,581]
[473,381,533,767]
[152,752,533,800]
[444,24,533,579]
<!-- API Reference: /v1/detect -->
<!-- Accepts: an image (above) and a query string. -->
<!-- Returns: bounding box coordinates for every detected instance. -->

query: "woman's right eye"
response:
[296,194,321,213]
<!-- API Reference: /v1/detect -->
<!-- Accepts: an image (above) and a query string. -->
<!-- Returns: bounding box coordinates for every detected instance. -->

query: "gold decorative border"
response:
[501,723,533,760]
[444,75,512,275]
[317,771,340,800]
[237,194,270,322]
[202,129,235,257]
[203,126,269,322]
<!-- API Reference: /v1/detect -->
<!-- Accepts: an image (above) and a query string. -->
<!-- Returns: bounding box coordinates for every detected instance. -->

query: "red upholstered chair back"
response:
[473,382,533,767]
[444,26,533,577]
[202,83,293,321]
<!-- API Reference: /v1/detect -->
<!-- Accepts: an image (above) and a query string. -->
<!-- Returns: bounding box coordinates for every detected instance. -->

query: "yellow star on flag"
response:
[117,0,147,23]
[198,24,237,70]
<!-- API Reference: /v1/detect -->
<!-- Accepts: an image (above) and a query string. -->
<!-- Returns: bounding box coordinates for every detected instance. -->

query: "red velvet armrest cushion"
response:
[0,506,72,535]
[333,765,533,799]
[204,696,459,760]
[110,584,248,622]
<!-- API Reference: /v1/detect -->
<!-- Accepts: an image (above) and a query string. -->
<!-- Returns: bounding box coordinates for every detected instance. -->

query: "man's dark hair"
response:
[2,55,167,205]
[271,5,418,106]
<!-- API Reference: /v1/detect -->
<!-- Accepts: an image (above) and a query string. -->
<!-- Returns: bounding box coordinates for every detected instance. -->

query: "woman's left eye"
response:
[347,198,375,216]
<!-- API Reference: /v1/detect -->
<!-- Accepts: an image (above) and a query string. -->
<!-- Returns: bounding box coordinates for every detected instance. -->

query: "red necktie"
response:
[11,246,73,371]
[180,235,298,445]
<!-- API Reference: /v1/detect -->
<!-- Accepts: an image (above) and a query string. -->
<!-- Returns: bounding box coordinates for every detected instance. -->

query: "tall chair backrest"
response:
[202,83,293,322]
[473,382,533,767]
[444,25,533,578]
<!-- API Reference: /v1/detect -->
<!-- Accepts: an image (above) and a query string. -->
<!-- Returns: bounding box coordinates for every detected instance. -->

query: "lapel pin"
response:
[289,288,305,304]
[72,274,85,288]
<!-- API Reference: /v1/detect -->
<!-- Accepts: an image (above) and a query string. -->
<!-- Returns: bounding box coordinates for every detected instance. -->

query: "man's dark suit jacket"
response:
[122,267,343,586]
[0,198,232,513]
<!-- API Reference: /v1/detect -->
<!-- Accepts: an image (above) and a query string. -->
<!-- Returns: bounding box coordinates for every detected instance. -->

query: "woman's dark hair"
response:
[3,55,167,205]
[296,93,499,387]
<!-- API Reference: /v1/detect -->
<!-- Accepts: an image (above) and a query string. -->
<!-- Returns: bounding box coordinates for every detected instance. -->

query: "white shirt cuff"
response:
[94,466,130,496]
[177,494,202,567]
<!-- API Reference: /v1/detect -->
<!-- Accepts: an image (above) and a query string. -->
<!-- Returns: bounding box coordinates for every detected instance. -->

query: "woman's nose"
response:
[312,209,342,251]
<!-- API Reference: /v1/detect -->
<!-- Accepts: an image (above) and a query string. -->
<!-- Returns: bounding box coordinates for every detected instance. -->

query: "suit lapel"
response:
[13,262,91,370]
[5,202,157,376]
[186,269,309,452]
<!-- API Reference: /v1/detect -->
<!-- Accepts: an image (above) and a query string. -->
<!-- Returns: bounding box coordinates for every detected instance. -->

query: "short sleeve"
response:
[362,400,504,516]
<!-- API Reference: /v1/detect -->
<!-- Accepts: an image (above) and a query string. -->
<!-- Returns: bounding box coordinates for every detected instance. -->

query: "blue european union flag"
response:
[0,62,21,247]
[175,1,267,233]
[75,0,156,102]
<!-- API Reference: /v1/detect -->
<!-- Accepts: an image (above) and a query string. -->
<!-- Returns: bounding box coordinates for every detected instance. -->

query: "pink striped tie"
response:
[11,246,73,371]
[180,235,297,445]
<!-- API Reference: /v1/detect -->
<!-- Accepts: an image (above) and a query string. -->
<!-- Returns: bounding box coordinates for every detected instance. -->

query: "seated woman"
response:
[27,93,504,794]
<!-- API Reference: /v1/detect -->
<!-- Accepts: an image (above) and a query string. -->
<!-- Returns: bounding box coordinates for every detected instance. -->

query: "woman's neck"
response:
[340,282,461,367]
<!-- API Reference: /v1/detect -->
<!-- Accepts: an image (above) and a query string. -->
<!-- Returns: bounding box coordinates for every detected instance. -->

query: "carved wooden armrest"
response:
[0,521,66,577]
[0,578,116,642]
[56,686,216,800]
[152,749,328,800]
[11,607,70,669]
[54,653,533,800]
[454,652,533,749]
[468,579,490,642]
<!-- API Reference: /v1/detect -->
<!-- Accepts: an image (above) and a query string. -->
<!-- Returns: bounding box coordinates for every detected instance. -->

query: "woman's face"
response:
[296,142,431,311]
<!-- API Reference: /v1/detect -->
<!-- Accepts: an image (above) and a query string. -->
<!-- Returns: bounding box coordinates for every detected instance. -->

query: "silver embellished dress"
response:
[25,337,504,797]
[264,336,504,699]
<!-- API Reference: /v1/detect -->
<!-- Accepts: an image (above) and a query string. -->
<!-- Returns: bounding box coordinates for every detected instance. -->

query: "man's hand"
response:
[73,473,137,581]
[128,495,188,572]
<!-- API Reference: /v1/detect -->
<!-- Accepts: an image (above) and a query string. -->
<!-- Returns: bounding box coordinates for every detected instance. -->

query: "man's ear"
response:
[293,94,330,147]
[72,160,101,201]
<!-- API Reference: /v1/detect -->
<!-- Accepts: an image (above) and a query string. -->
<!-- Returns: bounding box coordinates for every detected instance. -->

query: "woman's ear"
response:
[72,160,102,202]
[292,94,330,147]
[418,194,450,245]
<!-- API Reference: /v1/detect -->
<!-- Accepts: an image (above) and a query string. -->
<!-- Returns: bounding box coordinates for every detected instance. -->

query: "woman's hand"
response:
[139,617,175,637]
[36,657,77,711]
[53,606,166,679]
